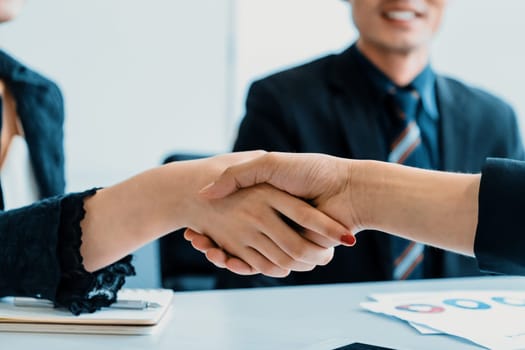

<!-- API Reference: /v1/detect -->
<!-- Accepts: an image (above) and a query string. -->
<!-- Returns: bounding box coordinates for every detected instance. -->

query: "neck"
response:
[357,39,430,86]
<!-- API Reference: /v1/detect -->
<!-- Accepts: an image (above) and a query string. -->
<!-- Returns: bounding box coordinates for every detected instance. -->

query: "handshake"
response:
[182,152,480,278]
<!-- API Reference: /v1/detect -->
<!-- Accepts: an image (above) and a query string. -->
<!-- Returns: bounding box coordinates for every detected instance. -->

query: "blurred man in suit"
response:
[216,0,525,288]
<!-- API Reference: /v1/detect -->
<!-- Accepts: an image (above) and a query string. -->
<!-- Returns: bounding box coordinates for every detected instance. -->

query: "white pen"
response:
[13,297,161,310]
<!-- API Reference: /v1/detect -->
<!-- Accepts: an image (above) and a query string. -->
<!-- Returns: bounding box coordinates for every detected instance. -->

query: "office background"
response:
[0,0,523,287]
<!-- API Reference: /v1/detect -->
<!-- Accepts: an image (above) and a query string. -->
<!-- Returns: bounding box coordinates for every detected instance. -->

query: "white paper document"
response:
[361,290,525,349]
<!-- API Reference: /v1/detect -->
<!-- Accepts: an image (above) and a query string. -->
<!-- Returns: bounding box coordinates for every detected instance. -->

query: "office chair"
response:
[160,152,222,291]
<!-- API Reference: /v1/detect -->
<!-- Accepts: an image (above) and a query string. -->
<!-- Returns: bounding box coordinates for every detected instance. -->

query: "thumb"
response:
[199,156,272,199]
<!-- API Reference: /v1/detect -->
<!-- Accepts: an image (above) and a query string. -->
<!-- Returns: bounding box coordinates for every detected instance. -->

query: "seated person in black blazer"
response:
[216,0,525,288]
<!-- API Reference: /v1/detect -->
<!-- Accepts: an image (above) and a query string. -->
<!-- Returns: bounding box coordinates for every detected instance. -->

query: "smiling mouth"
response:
[383,10,423,21]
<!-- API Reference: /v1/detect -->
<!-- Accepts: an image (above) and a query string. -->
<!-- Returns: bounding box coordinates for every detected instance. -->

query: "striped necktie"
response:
[387,87,430,280]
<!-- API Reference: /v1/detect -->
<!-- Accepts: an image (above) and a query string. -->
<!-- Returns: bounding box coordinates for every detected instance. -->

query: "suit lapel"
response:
[436,76,477,276]
[329,47,387,161]
[436,76,468,171]
[329,47,391,279]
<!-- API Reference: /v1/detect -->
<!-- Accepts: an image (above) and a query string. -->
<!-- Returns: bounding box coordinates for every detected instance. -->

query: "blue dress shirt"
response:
[350,45,441,169]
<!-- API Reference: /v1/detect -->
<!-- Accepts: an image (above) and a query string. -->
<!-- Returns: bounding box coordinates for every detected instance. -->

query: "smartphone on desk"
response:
[334,342,397,350]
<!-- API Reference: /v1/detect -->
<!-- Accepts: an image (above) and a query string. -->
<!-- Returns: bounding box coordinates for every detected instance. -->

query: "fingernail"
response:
[199,181,215,195]
[341,234,356,247]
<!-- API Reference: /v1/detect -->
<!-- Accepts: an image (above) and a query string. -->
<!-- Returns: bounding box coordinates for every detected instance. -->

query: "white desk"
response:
[2,276,524,349]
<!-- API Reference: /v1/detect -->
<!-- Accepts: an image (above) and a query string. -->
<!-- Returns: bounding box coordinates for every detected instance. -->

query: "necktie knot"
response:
[387,86,420,122]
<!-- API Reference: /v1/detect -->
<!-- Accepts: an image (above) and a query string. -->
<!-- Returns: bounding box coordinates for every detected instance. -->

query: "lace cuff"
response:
[55,188,136,315]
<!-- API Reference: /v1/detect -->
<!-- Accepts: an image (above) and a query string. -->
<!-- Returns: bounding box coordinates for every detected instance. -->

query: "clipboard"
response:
[0,288,174,335]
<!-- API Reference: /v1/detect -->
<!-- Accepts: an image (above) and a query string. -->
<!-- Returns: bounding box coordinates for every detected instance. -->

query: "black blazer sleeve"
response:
[0,190,135,314]
[0,195,65,300]
[475,158,525,275]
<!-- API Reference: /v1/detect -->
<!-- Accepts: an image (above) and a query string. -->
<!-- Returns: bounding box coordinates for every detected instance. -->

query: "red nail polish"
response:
[341,234,356,246]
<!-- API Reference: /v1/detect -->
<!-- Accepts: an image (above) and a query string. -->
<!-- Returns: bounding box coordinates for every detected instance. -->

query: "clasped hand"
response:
[184,152,359,277]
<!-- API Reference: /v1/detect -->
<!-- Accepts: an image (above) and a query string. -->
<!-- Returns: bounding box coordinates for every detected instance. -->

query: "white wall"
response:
[0,0,234,287]
[232,0,354,142]
[0,0,234,191]
[233,0,525,140]
[432,0,525,130]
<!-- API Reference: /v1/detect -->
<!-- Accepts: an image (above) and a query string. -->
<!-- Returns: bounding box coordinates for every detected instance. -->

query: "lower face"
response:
[350,0,447,54]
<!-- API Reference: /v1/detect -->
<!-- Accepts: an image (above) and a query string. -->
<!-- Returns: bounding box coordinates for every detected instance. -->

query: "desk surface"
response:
[2,276,524,349]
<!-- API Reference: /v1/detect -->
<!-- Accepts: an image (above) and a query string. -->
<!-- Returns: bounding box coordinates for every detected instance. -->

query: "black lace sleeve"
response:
[54,188,136,315]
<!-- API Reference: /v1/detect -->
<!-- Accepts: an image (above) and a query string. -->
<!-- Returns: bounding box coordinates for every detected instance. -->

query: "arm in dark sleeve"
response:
[0,189,135,314]
[0,196,64,299]
[474,158,525,275]
[234,79,297,152]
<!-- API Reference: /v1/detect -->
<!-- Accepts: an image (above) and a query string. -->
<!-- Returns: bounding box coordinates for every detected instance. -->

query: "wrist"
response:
[153,161,209,232]
[345,160,381,232]
[349,160,480,255]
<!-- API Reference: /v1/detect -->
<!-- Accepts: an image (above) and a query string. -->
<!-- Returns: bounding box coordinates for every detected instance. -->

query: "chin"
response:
[377,36,427,54]
[0,14,16,23]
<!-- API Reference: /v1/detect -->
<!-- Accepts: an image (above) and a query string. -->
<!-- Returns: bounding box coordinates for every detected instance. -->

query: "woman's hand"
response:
[80,151,270,271]
[185,183,348,277]
[179,153,355,277]
[184,152,361,274]
[160,152,352,277]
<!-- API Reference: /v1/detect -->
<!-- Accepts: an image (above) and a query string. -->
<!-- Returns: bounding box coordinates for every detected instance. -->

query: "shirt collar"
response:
[350,44,439,120]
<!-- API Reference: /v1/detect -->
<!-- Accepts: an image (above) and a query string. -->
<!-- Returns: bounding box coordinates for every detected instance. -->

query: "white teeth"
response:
[386,11,416,21]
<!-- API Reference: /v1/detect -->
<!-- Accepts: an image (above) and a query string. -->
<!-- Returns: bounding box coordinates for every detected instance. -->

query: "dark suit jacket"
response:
[216,46,525,288]
[0,50,65,198]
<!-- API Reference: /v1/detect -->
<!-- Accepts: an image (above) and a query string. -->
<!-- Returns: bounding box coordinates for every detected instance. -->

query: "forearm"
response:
[80,162,196,272]
[351,160,480,256]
